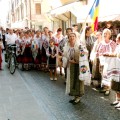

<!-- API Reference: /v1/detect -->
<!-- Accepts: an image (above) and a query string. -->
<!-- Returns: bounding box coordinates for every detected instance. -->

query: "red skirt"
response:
[22,46,33,63]
[0,55,2,63]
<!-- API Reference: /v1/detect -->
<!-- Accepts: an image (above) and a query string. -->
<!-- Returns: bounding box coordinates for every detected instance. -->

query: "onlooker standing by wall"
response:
[0,39,4,70]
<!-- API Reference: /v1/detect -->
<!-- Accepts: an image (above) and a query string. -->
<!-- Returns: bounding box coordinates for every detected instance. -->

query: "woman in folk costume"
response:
[0,39,4,70]
[31,31,42,70]
[97,28,117,95]
[46,39,57,80]
[63,33,84,105]
[21,31,33,70]
[109,34,120,110]
[41,27,49,71]
[90,32,102,88]
[48,31,54,40]
[85,26,96,74]
[54,28,64,75]
[15,32,24,63]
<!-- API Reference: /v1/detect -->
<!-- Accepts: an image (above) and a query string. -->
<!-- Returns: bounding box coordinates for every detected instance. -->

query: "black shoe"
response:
[99,88,106,93]
[69,99,75,103]
[111,101,119,106]
[114,103,120,108]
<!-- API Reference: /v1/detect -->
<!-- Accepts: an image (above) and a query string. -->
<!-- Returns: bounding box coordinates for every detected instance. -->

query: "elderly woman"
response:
[97,28,117,95]
[63,33,84,105]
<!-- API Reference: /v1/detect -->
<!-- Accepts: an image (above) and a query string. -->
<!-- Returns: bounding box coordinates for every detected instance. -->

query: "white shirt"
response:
[6,33,17,45]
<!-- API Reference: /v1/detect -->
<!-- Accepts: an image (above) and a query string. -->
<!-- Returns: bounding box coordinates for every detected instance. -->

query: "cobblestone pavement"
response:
[0,56,120,120]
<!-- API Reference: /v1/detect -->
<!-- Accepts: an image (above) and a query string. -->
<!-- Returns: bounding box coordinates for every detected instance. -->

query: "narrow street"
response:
[0,52,120,120]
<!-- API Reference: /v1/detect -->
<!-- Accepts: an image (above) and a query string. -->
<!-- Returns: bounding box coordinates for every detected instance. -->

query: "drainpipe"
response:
[29,0,32,28]
[70,11,71,27]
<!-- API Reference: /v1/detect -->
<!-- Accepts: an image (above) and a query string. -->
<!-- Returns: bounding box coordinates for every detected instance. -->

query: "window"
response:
[21,4,24,20]
[12,2,14,13]
[35,3,41,15]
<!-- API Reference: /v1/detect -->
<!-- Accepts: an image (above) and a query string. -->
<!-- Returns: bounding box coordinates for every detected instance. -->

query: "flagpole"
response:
[79,0,97,45]
[80,0,97,33]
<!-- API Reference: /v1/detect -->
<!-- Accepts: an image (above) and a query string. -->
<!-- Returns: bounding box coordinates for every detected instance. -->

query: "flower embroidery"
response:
[80,49,85,57]
[80,65,88,74]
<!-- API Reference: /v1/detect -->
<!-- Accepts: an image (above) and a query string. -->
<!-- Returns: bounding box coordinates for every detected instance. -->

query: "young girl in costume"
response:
[46,39,57,80]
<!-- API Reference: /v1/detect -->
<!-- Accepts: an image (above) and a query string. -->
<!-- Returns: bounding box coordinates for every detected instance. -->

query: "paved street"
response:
[0,54,120,120]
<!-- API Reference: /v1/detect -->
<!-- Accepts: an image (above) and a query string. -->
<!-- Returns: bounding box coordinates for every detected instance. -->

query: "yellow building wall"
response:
[60,0,77,5]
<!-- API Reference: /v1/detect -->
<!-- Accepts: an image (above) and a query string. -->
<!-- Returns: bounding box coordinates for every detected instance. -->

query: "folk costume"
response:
[21,37,33,64]
[85,35,96,73]
[90,40,102,83]
[97,40,117,87]
[31,36,41,64]
[54,34,64,75]
[110,45,120,92]
[41,34,49,65]
[63,41,84,97]
[46,46,57,70]
[79,44,91,86]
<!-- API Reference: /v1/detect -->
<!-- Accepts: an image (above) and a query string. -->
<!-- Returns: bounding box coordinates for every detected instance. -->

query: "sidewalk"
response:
[0,63,55,120]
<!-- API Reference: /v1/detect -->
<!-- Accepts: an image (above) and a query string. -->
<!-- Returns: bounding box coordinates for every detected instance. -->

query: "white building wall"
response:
[8,0,52,30]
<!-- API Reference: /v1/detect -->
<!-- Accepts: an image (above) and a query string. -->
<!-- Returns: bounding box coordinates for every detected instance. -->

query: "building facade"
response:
[7,0,52,30]
[7,0,88,31]
[48,0,88,33]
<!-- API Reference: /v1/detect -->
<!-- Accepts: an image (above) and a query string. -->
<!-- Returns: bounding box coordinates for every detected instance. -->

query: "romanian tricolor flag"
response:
[89,0,99,31]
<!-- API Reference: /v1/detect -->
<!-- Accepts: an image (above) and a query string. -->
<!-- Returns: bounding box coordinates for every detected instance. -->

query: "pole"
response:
[80,0,97,33]
[29,0,32,28]
[79,0,97,45]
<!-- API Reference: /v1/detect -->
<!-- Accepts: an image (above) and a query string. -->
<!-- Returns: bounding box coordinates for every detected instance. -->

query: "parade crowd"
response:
[0,22,120,109]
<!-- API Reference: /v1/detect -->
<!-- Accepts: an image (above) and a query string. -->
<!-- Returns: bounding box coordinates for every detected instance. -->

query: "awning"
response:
[50,2,82,16]
[49,0,120,23]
